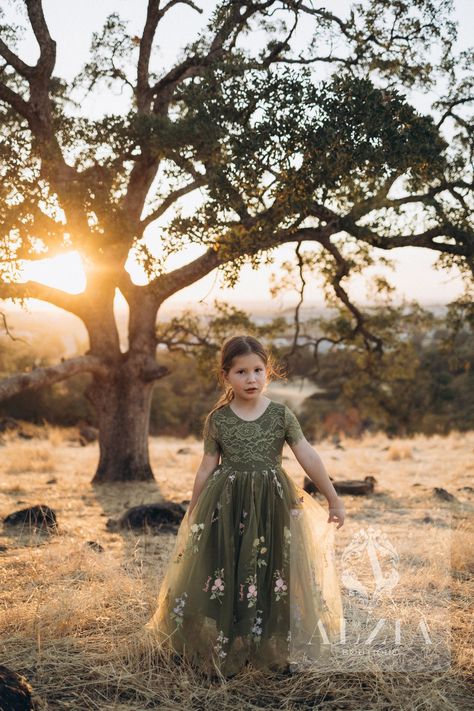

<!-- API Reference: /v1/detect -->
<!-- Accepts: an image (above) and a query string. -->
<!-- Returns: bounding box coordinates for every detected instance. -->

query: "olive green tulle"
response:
[144,400,343,677]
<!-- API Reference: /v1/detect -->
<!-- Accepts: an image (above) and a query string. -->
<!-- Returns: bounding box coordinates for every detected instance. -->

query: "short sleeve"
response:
[284,405,305,446]
[203,411,220,455]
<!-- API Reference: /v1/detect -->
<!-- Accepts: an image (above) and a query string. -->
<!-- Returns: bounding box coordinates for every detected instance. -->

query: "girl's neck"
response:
[230,394,270,416]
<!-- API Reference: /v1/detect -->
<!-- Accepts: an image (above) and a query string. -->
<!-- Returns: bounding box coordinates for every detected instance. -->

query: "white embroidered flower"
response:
[214,629,229,660]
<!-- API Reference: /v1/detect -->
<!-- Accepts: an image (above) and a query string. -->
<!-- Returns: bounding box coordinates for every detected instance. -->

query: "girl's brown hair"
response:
[202,335,286,441]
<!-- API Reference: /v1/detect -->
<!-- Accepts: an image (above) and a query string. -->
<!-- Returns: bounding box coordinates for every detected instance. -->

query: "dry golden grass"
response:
[0,424,473,710]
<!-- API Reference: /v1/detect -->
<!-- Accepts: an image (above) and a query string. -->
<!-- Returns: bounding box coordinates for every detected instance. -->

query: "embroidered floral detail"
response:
[271,469,284,499]
[209,567,225,603]
[245,573,258,607]
[214,629,229,659]
[291,508,303,519]
[252,535,268,568]
[171,592,188,627]
[251,609,264,644]
[202,575,212,592]
[237,508,249,536]
[239,583,245,601]
[273,569,288,600]
[284,405,305,446]
[283,525,291,567]
[177,522,205,561]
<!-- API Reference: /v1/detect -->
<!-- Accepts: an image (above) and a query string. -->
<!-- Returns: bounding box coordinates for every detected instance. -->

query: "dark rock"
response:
[335,476,377,495]
[422,515,434,523]
[0,664,35,710]
[0,544,7,552]
[106,502,186,532]
[85,540,104,553]
[458,486,474,493]
[303,477,320,496]
[433,487,456,502]
[4,505,58,532]
[0,417,19,433]
[177,447,192,454]
[304,475,377,496]
[79,425,98,443]
[18,432,33,440]
[46,478,57,485]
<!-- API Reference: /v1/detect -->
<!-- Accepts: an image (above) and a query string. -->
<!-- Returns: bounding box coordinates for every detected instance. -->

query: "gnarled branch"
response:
[0,354,108,402]
[0,279,87,318]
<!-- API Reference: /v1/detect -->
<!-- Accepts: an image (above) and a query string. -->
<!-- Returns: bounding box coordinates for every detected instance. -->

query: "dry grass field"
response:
[0,423,473,710]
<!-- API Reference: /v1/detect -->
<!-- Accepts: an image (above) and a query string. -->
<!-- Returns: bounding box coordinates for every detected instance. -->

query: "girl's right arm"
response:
[187,451,220,520]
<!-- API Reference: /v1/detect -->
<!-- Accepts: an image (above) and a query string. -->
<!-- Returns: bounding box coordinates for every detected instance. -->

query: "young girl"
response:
[144,335,345,677]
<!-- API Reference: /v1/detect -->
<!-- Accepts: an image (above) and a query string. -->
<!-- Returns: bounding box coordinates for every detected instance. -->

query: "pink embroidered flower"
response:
[209,568,226,602]
[212,577,224,591]
[273,570,288,600]
[244,574,258,607]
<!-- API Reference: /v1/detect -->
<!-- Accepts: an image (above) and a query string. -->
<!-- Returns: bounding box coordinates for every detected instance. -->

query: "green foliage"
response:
[294,301,474,437]
[164,68,449,270]
[1,302,473,438]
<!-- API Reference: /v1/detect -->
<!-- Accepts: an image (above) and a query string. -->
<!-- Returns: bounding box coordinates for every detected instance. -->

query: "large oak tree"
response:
[0,0,472,482]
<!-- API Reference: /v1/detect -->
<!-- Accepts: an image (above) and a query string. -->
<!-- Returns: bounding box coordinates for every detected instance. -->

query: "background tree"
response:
[0,0,472,482]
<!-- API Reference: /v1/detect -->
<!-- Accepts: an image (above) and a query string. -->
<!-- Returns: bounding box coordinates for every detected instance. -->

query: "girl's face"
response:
[222,353,267,400]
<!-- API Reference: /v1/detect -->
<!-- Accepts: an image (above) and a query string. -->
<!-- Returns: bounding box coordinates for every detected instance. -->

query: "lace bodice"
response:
[203,400,305,471]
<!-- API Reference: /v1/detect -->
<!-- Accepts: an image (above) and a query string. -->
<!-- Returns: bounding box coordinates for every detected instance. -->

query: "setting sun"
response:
[21,251,87,294]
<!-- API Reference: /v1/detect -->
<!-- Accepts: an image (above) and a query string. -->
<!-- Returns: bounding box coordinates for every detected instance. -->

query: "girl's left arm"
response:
[289,438,345,529]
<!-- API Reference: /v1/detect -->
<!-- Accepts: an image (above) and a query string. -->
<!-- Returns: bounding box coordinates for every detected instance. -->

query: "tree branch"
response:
[349,179,474,221]
[140,176,207,229]
[0,81,32,119]
[0,355,108,402]
[0,279,86,318]
[341,220,472,256]
[25,0,56,83]
[0,39,34,78]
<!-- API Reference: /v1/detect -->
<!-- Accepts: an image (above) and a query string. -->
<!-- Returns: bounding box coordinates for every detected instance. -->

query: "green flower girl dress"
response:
[144,399,343,676]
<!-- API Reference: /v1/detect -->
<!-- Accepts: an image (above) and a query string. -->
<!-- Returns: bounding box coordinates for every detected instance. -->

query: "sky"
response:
[3,0,473,312]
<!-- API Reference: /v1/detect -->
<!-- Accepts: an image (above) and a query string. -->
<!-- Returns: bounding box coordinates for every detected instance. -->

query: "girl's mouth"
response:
[245,388,258,392]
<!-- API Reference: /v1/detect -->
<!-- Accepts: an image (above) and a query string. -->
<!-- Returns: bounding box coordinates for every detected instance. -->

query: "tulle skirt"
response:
[144,464,343,677]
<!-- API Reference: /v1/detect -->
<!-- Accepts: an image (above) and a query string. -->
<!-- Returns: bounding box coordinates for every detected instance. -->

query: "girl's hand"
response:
[327,499,345,529]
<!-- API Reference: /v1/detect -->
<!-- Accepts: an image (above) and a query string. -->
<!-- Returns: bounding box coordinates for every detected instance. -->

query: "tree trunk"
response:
[88,360,156,484]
